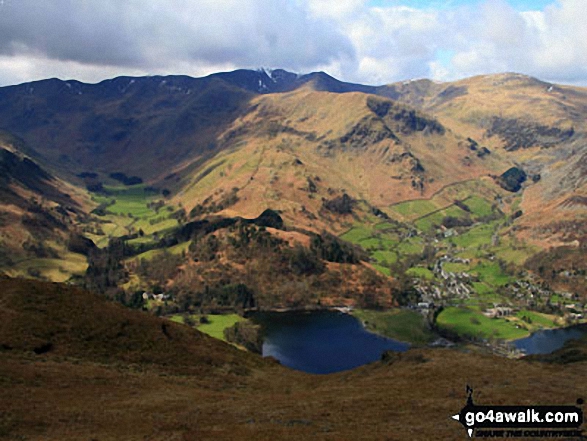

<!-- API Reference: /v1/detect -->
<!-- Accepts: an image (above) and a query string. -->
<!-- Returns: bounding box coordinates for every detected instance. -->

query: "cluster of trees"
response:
[322,193,355,214]
[310,232,363,264]
[441,216,473,229]
[496,167,527,192]
[135,251,184,288]
[82,209,397,314]
[189,187,240,218]
[109,172,143,186]
[526,245,587,299]
[166,222,394,311]
[84,238,129,295]
[223,321,263,353]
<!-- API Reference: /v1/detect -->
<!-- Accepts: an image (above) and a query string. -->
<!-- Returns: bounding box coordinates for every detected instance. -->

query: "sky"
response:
[0,0,585,87]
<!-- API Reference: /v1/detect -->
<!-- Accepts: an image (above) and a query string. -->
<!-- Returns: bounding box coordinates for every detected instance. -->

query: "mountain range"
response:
[1,68,587,439]
[0,69,584,305]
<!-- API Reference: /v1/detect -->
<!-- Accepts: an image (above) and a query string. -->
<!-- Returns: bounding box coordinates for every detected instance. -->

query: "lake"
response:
[513,325,587,355]
[251,310,409,374]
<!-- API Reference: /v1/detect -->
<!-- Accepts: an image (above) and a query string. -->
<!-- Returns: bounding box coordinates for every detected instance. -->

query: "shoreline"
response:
[244,305,355,316]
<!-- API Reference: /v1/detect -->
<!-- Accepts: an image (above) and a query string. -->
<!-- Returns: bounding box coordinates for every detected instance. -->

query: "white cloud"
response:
[304,0,366,20]
[314,0,587,86]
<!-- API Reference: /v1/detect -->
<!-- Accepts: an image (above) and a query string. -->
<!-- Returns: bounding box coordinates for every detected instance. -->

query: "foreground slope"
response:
[1,278,586,440]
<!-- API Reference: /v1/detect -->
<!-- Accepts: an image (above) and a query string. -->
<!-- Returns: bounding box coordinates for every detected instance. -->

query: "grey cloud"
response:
[0,0,355,72]
[0,1,143,65]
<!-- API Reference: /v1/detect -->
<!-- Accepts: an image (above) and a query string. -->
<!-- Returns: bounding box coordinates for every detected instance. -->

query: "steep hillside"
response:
[384,73,587,247]
[1,69,581,246]
[0,277,263,373]
[0,75,254,183]
[382,73,586,136]
[175,87,511,233]
[0,69,374,186]
[1,69,586,312]
[1,278,586,440]
[0,132,91,281]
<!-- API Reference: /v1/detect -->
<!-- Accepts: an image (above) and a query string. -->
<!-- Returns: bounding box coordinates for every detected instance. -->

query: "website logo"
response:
[451,386,584,438]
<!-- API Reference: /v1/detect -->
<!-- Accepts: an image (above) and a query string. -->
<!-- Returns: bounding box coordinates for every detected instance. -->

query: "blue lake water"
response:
[252,311,409,374]
[513,326,587,355]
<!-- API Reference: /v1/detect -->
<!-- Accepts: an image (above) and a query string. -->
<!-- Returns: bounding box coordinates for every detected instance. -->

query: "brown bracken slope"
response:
[1,277,585,440]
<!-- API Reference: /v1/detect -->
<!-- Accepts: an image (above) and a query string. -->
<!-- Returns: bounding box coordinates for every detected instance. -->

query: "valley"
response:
[1,69,585,349]
[0,68,587,438]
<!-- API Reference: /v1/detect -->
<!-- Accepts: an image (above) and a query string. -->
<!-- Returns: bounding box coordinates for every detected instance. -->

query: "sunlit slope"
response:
[1,70,584,248]
[384,73,587,246]
[0,132,92,279]
[384,73,585,137]
[175,87,510,233]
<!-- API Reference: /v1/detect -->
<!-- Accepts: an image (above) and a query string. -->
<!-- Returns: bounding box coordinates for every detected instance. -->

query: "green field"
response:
[415,205,468,232]
[436,307,529,340]
[395,237,424,255]
[372,250,398,265]
[464,196,494,218]
[473,262,513,286]
[340,226,372,243]
[6,252,88,283]
[443,262,470,273]
[131,241,189,262]
[92,185,178,240]
[197,314,246,340]
[335,184,543,322]
[169,315,189,324]
[353,309,435,345]
[451,223,496,249]
[126,235,155,246]
[406,267,434,280]
[340,224,411,276]
[391,200,438,220]
[492,241,538,265]
[168,313,245,341]
[374,222,397,230]
[515,310,558,329]
[94,186,158,217]
[133,218,178,236]
[472,282,492,295]
[372,264,391,276]
[360,237,384,249]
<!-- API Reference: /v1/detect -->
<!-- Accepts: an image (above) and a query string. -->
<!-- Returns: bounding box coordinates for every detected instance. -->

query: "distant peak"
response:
[257,67,301,82]
[257,67,275,78]
[475,72,541,83]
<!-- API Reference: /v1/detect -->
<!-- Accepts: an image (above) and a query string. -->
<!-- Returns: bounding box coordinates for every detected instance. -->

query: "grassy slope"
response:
[1,278,586,440]
[436,307,529,341]
[171,88,508,235]
[3,251,88,282]
[391,73,587,248]
[353,309,435,345]
[169,313,245,341]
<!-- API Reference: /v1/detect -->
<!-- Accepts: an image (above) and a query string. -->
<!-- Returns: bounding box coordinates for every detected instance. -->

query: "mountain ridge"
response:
[0,67,586,296]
